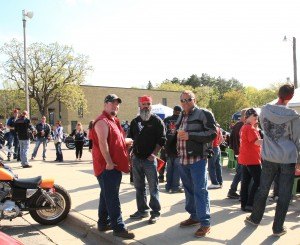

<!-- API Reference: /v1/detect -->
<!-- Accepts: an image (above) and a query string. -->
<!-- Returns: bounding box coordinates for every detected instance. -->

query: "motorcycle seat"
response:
[12,176,42,189]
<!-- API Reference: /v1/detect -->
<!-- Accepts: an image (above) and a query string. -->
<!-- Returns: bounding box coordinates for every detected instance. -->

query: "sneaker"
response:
[227,191,240,199]
[43,157,46,161]
[180,218,200,228]
[241,207,252,213]
[31,157,35,160]
[113,229,135,239]
[129,211,149,219]
[171,188,184,193]
[148,215,159,224]
[97,224,112,232]
[208,184,221,189]
[273,227,287,237]
[244,216,259,226]
[22,164,32,168]
[194,226,211,237]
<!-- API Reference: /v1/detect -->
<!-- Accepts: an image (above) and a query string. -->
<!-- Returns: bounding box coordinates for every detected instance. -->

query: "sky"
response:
[0,0,299,89]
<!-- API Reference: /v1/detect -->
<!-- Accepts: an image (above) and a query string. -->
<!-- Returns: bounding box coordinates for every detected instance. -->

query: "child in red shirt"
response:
[238,108,263,212]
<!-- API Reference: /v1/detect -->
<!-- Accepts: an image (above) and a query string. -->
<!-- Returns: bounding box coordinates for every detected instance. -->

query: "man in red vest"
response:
[91,94,135,239]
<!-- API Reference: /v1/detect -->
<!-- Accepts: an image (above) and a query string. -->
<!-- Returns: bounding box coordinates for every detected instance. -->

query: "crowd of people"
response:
[0,84,299,240]
[89,83,300,240]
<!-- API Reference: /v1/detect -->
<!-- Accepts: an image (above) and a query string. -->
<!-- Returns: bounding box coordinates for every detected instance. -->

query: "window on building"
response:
[78,105,83,118]
[162,98,167,106]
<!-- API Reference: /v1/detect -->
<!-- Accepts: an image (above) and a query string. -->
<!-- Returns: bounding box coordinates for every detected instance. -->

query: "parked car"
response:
[64,136,89,150]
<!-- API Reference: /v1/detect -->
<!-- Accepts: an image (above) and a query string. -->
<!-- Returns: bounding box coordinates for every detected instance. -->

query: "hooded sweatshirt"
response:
[260,103,300,164]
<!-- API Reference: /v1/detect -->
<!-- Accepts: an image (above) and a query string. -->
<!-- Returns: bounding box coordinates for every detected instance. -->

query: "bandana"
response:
[139,95,152,103]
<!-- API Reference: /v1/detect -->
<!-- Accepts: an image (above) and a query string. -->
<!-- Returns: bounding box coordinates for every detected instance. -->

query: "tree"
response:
[210,90,250,130]
[0,81,39,119]
[171,77,181,84]
[146,81,153,90]
[0,39,93,117]
[182,74,201,88]
[156,81,193,91]
[244,87,277,107]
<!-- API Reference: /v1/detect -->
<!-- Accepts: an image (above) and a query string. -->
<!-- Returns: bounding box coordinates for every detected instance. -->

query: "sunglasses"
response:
[180,98,194,103]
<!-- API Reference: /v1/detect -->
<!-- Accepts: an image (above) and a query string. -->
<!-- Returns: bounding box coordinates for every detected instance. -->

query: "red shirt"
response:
[238,124,261,165]
[90,111,130,176]
[212,127,223,147]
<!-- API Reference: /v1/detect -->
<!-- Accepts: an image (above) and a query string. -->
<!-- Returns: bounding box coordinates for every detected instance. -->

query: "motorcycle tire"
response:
[65,142,75,150]
[29,184,71,225]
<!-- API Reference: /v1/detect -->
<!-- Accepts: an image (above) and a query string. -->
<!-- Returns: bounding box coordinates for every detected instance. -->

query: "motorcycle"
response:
[0,159,71,225]
[64,136,89,150]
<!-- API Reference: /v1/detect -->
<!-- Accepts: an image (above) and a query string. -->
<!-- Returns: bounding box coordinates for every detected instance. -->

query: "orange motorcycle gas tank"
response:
[39,179,54,189]
[0,168,14,181]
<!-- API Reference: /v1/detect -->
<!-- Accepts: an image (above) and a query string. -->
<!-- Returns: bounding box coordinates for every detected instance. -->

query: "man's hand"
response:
[178,130,189,141]
[296,163,300,170]
[106,163,117,170]
[125,138,134,148]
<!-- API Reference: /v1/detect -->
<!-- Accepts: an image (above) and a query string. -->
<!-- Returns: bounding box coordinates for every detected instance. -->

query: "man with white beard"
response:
[128,95,166,224]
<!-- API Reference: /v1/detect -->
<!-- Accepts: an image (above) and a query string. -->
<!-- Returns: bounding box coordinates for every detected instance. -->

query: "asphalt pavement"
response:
[2,142,300,245]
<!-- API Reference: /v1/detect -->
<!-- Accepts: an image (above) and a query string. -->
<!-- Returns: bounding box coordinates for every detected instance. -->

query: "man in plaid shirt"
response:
[177,90,217,238]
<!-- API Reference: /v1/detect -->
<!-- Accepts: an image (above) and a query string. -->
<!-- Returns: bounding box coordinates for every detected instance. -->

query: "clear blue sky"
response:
[0,0,299,89]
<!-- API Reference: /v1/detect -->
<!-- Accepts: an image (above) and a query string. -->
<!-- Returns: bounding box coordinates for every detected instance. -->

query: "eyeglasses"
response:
[180,98,194,103]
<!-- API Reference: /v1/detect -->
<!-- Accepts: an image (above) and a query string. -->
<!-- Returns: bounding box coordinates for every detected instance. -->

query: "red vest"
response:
[90,111,130,176]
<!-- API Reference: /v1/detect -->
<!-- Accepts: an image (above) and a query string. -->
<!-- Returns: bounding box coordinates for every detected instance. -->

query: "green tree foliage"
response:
[210,90,251,130]
[0,39,93,117]
[194,86,217,109]
[146,81,153,90]
[156,81,193,91]
[0,81,39,119]
[244,87,277,107]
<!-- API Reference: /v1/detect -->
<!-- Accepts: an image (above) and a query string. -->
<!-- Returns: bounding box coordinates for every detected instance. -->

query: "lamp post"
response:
[283,36,298,88]
[22,9,33,116]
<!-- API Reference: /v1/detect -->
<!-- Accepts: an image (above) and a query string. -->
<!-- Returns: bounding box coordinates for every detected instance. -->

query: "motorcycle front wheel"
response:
[65,142,75,149]
[29,184,71,225]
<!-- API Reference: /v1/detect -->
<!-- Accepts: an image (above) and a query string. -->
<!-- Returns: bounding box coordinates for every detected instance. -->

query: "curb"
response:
[63,210,138,245]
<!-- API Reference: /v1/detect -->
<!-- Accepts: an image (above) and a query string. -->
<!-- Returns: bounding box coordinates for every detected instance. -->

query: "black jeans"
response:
[55,142,63,161]
[241,164,261,208]
[75,141,84,159]
[250,160,295,233]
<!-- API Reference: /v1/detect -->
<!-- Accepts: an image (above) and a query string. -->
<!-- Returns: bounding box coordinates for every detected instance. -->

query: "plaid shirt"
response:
[177,114,202,165]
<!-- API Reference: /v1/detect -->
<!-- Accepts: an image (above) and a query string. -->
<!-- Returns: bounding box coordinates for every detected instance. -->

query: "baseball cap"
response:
[245,108,258,118]
[104,94,122,103]
[173,105,182,112]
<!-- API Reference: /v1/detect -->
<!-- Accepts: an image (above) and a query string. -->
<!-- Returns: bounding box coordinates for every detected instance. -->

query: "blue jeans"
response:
[132,156,161,216]
[208,147,223,185]
[96,169,125,232]
[32,137,47,159]
[19,140,30,166]
[250,160,295,233]
[179,159,211,227]
[55,142,63,161]
[229,163,242,193]
[7,133,19,159]
[165,156,181,191]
